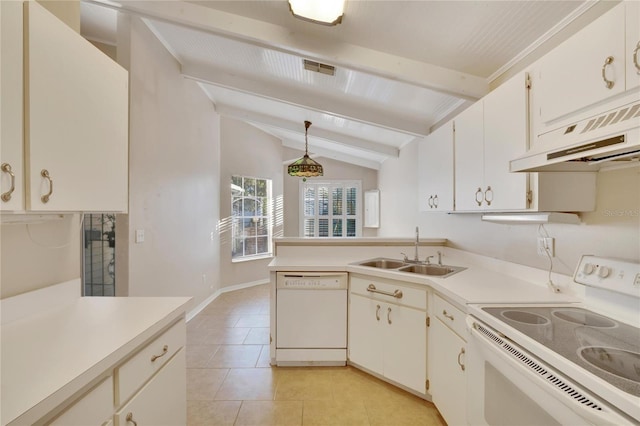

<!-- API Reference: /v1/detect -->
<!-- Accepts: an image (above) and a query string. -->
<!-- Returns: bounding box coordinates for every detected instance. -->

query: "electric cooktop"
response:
[481,305,640,397]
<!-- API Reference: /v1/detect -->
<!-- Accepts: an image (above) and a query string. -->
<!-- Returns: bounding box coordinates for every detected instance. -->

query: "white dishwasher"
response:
[276,272,348,366]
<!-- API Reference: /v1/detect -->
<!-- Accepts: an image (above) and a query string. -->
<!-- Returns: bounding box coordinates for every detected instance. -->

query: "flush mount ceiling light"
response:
[287,121,324,179]
[288,0,345,26]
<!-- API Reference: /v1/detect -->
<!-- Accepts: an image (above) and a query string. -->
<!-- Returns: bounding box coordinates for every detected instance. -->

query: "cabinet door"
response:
[382,304,427,394]
[429,318,467,426]
[454,101,484,211]
[483,73,529,211]
[348,294,383,375]
[418,121,454,212]
[49,376,113,426]
[116,349,186,426]
[0,1,25,211]
[25,1,129,212]
[626,1,640,91]
[537,3,625,124]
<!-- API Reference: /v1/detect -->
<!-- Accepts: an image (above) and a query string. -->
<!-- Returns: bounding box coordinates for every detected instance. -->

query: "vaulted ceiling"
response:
[81,0,600,170]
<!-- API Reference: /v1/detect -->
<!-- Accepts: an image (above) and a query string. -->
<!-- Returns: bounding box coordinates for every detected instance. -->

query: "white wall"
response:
[219,117,283,289]
[117,17,221,312]
[378,139,640,276]
[282,148,379,237]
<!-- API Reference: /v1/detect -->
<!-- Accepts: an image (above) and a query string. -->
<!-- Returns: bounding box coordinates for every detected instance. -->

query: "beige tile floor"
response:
[186,284,446,426]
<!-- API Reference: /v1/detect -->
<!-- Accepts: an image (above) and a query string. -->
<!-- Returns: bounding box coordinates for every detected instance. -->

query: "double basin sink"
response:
[354,258,466,278]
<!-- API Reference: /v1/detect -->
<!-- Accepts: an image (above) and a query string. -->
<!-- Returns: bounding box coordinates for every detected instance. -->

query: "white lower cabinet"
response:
[117,349,187,426]
[43,319,187,426]
[429,294,467,426]
[348,276,428,395]
[48,376,113,426]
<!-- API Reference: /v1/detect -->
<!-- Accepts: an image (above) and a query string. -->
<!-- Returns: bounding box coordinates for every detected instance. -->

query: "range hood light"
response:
[481,213,581,225]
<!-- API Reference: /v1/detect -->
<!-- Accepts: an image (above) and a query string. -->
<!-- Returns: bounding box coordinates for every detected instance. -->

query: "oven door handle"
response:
[466,316,634,426]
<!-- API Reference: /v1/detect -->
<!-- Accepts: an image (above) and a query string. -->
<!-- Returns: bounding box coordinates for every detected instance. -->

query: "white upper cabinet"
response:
[418,121,454,212]
[1,1,129,213]
[536,3,626,125]
[0,1,25,211]
[481,74,530,211]
[626,1,640,91]
[454,101,485,211]
[455,73,529,211]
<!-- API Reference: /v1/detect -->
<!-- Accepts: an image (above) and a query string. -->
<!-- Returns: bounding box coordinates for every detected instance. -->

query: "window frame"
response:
[231,175,273,262]
[298,180,362,238]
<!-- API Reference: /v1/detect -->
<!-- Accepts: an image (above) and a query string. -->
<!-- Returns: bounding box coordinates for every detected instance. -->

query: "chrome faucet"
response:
[400,226,421,264]
[414,226,420,262]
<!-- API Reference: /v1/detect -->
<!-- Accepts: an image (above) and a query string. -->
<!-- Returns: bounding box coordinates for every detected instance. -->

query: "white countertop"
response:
[1,281,190,426]
[269,247,582,308]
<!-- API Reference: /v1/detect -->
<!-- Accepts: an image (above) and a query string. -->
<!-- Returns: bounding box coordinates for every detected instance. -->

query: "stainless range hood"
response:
[511,96,640,172]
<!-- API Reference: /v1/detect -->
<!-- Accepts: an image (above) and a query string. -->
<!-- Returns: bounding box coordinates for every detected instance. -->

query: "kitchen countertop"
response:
[1,280,190,426]
[269,247,582,308]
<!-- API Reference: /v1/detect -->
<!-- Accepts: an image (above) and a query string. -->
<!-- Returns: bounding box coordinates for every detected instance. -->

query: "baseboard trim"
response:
[186,278,269,322]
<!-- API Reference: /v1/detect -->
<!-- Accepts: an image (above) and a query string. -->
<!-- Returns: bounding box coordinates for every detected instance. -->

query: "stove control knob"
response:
[583,263,595,275]
[598,266,611,278]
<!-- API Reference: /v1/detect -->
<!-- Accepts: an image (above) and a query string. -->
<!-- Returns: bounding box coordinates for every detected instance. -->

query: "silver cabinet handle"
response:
[375,304,381,321]
[387,307,392,324]
[367,284,403,299]
[427,195,434,208]
[1,163,15,202]
[634,42,640,75]
[484,186,493,206]
[41,169,53,203]
[457,347,466,371]
[442,310,454,321]
[151,344,168,362]
[126,412,138,426]
[601,56,615,89]
[475,187,483,206]
[433,194,438,208]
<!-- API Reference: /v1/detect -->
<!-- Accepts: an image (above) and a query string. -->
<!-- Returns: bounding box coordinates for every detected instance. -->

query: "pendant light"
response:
[287,121,324,179]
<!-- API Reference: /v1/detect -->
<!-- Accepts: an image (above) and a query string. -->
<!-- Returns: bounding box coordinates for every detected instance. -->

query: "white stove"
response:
[467,255,640,425]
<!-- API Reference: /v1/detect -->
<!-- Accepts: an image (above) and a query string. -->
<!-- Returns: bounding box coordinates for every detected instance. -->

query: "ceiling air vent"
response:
[303,59,335,76]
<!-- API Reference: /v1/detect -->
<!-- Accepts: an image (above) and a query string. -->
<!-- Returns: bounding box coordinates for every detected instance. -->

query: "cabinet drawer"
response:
[116,349,186,426]
[48,376,113,426]
[350,276,426,310]
[434,294,467,340]
[116,319,185,405]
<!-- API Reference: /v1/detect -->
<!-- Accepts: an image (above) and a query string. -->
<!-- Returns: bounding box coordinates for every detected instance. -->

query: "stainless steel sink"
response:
[354,257,466,278]
[398,264,466,278]
[356,258,406,269]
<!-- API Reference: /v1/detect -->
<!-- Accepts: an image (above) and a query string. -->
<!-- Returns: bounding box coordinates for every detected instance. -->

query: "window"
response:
[232,176,272,260]
[300,180,361,238]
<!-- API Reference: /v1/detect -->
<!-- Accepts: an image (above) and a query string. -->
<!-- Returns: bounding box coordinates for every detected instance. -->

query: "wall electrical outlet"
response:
[537,237,555,257]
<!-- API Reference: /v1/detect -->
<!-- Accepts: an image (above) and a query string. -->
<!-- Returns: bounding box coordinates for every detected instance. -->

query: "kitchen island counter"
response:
[1,280,190,426]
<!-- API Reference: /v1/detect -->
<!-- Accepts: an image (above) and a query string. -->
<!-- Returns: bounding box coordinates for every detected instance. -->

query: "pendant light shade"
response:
[288,121,324,178]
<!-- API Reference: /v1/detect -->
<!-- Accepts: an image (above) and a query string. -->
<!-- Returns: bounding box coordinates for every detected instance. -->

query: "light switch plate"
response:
[135,229,145,244]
